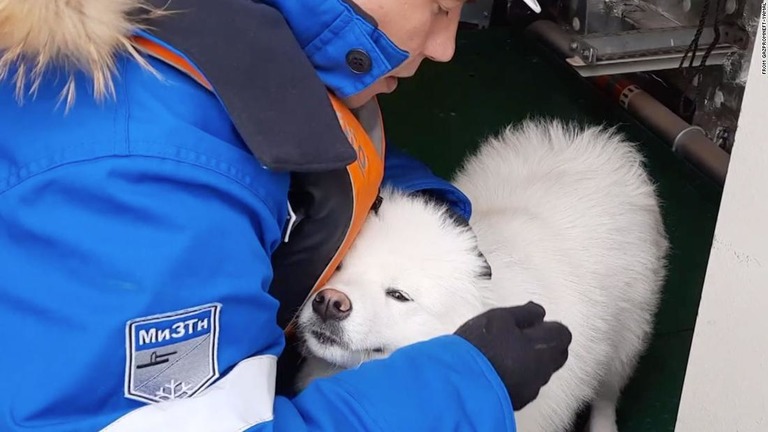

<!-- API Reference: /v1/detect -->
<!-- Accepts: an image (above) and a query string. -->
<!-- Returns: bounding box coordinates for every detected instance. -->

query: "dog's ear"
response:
[476,249,492,280]
[412,190,492,280]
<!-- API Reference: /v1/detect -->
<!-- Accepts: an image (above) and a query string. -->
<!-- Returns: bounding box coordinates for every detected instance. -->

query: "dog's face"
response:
[296,189,492,368]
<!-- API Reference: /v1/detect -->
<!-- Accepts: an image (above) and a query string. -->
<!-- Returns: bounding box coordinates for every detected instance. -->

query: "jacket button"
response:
[346,49,372,73]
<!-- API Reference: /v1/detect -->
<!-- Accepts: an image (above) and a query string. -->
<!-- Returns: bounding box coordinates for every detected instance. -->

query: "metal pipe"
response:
[523,20,730,186]
[590,75,730,186]
[525,20,577,57]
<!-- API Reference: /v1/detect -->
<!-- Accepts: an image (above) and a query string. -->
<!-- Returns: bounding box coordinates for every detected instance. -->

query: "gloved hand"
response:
[454,301,572,411]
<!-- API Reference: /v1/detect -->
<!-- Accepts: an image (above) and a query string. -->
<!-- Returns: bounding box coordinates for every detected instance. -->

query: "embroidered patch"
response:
[124,303,221,404]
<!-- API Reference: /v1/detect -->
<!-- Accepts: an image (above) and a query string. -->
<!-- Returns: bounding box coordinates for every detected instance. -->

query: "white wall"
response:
[675,5,768,430]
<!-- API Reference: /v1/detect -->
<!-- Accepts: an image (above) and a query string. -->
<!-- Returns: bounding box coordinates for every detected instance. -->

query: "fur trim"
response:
[0,0,168,108]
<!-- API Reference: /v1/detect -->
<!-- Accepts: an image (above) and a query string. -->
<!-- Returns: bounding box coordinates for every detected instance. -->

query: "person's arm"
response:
[0,152,517,431]
[382,143,472,220]
[107,338,515,431]
[276,335,515,431]
[285,302,572,431]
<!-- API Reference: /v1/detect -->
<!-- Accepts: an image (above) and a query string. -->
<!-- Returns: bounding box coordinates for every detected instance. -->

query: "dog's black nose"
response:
[312,288,352,322]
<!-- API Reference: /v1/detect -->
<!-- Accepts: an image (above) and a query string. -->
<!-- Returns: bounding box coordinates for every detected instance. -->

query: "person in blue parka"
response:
[0,0,571,430]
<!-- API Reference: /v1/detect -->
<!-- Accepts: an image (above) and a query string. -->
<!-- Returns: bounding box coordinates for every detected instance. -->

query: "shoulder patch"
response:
[124,303,222,404]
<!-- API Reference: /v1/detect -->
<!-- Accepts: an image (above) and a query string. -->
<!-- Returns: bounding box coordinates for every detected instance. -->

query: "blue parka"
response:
[0,0,516,430]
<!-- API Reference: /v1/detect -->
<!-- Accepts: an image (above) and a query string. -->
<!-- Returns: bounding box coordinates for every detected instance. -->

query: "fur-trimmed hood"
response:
[0,0,163,106]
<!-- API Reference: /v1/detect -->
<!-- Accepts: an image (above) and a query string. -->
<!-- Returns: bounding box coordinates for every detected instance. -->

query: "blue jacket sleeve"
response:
[382,143,472,220]
[0,154,513,431]
[274,335,516,431]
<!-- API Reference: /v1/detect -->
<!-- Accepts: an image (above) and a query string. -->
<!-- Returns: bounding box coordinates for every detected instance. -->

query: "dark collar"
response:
[139,0,357,172]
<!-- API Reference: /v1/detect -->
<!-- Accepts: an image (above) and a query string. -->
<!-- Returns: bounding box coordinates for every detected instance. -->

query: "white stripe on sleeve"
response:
[102,355,277,432]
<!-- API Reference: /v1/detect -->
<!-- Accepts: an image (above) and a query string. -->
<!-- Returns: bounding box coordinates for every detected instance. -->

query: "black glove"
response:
[455,301,572,411]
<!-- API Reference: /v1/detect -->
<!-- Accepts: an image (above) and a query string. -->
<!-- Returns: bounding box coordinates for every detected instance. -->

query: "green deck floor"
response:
[377,26,723,431]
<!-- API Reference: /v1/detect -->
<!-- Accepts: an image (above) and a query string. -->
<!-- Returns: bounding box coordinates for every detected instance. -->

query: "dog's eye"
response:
[386,288,413,302]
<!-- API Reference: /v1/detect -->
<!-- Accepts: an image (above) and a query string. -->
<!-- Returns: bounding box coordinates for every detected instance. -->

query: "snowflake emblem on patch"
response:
[155,380,193,401]
[124,303,221,404]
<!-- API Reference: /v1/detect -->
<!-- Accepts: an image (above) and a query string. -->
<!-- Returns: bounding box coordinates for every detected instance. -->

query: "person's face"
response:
[343,0,466,108]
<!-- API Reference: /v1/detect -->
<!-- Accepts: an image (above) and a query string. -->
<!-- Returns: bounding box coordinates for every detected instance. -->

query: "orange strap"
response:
[299,94,385,319]
[282,91,386,334]
[132,36,212,90]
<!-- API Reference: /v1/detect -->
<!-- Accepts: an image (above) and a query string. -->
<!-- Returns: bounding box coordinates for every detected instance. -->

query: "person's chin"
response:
[381,76,398,93]
[342,77,398,108]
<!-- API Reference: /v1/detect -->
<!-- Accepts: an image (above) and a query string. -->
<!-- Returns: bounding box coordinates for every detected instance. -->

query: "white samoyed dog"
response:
[294,119,669,432]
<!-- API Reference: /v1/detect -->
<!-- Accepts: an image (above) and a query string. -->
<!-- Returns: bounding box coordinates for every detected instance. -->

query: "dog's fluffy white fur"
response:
[296,119,669,432]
